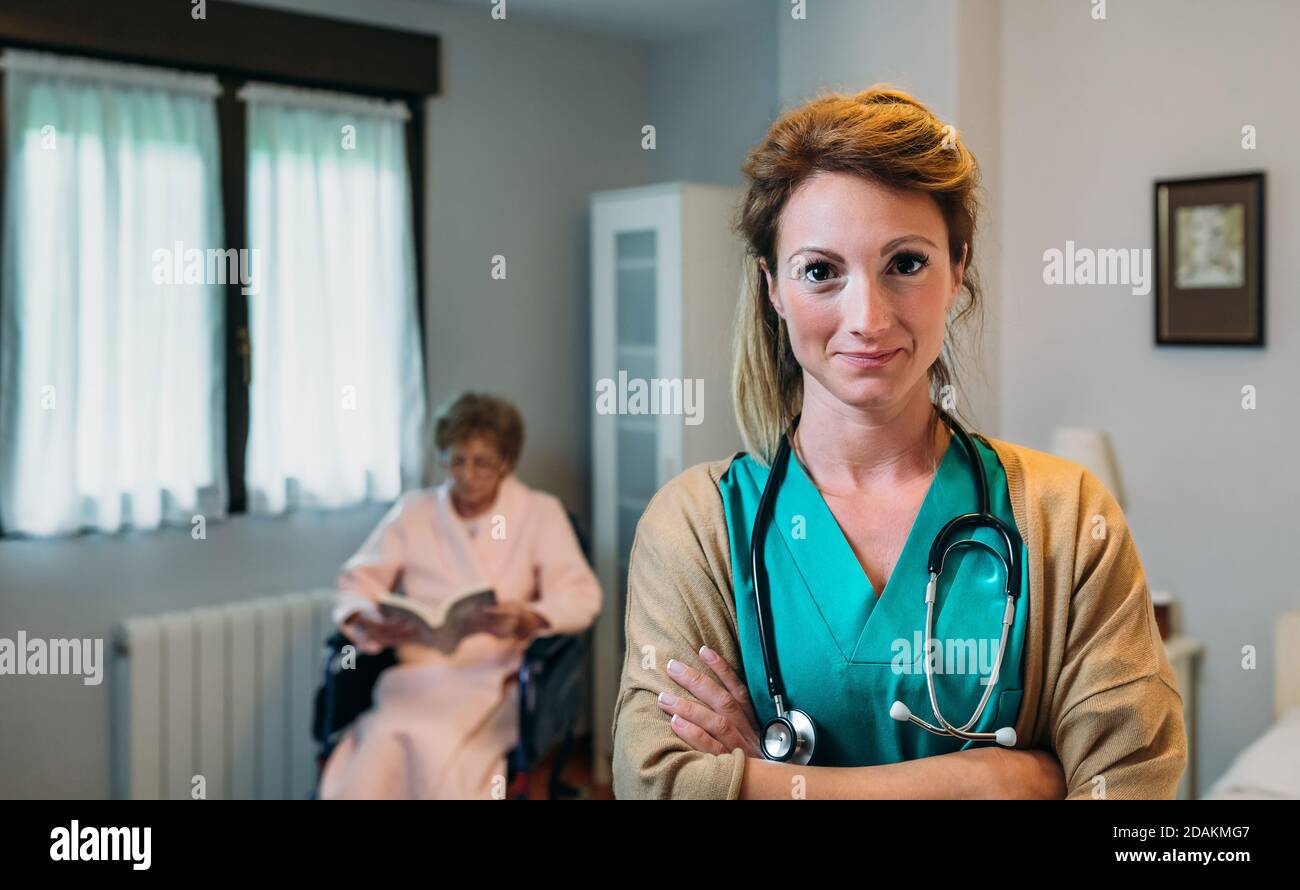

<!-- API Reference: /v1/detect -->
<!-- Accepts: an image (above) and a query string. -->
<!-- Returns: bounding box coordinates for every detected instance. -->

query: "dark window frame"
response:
[0,0,437,527]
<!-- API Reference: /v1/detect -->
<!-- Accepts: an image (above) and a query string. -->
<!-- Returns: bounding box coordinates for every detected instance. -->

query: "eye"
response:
[801,260,836,284]
[891,251,931,276]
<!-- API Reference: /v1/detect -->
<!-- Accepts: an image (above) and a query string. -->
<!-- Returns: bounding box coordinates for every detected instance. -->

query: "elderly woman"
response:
[612,86,1186,799]
[319,392,601,799]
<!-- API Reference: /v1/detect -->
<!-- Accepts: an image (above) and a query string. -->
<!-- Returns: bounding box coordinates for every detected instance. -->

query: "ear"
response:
[759,257,784,319]
[948,242,968,310]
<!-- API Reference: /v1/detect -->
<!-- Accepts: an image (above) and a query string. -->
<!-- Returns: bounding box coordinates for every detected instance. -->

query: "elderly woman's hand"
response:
[471,602,549,642]
[656,645,764,758]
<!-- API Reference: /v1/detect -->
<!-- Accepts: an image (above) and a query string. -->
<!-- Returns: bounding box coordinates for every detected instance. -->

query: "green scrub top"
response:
[719,431,1029,766]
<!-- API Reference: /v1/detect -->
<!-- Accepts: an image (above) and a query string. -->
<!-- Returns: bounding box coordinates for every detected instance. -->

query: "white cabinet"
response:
[589,182,746,785]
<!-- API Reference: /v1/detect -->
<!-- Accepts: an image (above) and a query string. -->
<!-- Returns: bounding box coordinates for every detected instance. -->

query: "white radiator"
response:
[112,590,336,800]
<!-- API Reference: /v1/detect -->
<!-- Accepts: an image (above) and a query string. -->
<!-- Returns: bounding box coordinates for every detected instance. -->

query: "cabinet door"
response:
[590,189,680,784]
[594,195,679,596]
[613,228,659,654]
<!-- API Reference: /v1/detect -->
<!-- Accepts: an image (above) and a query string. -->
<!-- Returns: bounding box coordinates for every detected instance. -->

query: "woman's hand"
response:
[656,645,763,758]
[471,602,549,642]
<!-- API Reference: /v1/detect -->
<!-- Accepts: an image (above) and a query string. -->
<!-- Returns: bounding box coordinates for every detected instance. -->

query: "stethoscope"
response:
[750,407,1024,765]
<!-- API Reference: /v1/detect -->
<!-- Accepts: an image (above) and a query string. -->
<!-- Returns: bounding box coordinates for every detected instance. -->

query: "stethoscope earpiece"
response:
[892,698,1017,747]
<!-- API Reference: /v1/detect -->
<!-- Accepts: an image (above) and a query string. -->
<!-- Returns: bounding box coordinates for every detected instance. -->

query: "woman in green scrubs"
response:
[719,418,1029,766]
[644,84,1070,796]
[624,85,1185,798]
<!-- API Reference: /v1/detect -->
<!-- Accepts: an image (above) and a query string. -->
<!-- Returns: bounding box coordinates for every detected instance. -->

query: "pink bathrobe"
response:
[317,474,601,799]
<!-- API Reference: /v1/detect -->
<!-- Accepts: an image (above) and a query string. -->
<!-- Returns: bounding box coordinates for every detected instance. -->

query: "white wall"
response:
[999,0,1299,794]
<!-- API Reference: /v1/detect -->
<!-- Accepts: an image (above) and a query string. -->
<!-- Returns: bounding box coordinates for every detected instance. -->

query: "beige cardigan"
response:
[611,437,1186,799]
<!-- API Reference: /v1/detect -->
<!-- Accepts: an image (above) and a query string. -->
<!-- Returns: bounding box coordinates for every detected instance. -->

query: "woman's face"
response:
[441,434,508,507]
[761,171,965,416]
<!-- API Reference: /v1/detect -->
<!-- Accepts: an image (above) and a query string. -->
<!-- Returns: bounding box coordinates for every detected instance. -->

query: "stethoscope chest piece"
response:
[762,705,817,765]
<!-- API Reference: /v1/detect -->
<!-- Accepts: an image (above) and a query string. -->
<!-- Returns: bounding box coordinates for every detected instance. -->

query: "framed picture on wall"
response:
[1154,172,1264,345]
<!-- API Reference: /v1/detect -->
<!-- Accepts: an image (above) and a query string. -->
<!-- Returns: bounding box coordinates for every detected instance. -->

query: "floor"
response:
[521,734,614,800]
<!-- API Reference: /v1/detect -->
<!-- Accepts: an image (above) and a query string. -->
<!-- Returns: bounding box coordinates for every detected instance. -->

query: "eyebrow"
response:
[787,234,940,262]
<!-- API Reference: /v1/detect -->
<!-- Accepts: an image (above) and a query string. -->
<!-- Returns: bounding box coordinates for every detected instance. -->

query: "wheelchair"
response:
[311,513,592,800]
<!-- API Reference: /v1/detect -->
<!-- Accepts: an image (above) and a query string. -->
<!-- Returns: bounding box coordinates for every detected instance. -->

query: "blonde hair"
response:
[731,84,985,464]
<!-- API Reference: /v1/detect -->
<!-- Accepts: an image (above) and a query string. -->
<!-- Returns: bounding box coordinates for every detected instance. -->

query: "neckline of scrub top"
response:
[771,430,965,661]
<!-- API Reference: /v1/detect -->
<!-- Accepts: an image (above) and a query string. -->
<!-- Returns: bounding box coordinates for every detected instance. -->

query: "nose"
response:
[844,273,891,337]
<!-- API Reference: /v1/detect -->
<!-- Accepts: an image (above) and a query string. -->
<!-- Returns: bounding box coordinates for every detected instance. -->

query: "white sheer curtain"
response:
[242,83,424,514]
[0,51,225,536]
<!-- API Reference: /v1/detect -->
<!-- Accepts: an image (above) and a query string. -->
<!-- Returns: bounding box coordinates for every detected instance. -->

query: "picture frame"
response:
[1153,171,1264,345]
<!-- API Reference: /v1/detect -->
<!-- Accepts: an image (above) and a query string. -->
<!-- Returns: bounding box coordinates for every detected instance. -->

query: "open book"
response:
[375,586,498,653]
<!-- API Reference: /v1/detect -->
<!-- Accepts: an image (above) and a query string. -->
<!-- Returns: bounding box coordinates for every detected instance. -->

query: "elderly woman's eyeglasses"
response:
[440,454,505,475]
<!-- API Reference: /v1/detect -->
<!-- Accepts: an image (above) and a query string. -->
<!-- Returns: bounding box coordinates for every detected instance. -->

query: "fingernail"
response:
[658,691,677,706]
[670,714,684,728]
[666,659,684,677]
[699,645,717,662]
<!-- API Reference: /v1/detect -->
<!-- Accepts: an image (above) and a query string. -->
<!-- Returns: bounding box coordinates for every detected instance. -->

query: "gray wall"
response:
[0,0,658,799]
[646,9,779,187]
[999,0,1298,795]
[778,0,959,119]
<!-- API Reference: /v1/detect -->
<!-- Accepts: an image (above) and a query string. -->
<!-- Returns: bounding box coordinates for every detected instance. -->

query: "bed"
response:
[1203,610,1300,799]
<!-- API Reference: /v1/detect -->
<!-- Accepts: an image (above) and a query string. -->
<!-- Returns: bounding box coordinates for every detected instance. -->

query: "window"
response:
[0,51,225,535]
[0,53,427,536]
[241,84,425,514]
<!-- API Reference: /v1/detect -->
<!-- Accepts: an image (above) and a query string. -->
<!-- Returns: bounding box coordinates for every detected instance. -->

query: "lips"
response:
[838,348,902,368]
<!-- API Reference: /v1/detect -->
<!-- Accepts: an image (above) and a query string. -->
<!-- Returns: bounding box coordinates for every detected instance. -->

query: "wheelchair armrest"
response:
[313,631,397,758]
[522,630,581,664]
[515,631,587,765]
